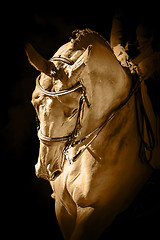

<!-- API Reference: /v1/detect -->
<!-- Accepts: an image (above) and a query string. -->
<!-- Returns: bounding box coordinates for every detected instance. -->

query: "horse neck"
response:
[86,51,133,130]
[71,63,133,163]
[89,87,137,161]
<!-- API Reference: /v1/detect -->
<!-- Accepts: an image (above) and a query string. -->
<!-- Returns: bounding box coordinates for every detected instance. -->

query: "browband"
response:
[50,56,74,65]
[36,75,83,97]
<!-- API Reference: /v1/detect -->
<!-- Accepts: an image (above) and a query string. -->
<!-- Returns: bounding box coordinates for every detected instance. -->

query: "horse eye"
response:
[63,108,70,117]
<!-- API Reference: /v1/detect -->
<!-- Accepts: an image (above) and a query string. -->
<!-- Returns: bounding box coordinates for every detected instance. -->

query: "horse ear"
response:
[66,45,92,78]
[25,43,56,76]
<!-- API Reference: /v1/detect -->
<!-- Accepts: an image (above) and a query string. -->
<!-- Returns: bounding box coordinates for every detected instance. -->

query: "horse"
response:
[25,29,160,240]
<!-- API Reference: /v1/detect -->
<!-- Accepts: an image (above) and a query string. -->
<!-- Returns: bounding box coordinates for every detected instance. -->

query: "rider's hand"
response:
[113,44,129,67]
[113,44,138,74]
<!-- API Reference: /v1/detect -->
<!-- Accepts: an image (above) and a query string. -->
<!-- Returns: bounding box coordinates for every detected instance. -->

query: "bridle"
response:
[36,55,155,167]
[36,56,117,165]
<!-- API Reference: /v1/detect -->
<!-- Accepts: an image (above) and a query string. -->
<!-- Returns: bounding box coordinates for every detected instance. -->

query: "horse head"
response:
[26,29,132,181]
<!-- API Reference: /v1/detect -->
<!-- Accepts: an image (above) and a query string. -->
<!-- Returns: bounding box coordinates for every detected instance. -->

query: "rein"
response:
[36,56,155,166]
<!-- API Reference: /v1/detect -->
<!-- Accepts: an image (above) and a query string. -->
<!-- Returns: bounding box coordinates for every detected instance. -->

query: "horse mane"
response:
[70,28,111,50]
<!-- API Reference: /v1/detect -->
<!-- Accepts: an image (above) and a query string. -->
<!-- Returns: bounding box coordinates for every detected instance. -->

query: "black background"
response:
[2,2,160,239]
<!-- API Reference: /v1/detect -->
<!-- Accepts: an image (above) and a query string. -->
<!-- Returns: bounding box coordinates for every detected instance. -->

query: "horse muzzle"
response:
[35,158,63,181]
[35,143,65,181]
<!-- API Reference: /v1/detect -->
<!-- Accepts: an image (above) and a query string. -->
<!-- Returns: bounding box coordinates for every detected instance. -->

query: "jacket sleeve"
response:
[110,10,127,48]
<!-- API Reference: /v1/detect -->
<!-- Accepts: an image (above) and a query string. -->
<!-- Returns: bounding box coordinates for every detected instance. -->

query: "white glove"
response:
[113,44,138,74]
[113,44,129,67]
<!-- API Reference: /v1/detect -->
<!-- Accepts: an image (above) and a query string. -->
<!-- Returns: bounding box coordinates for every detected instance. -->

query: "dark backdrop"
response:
[2,2,160,239]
